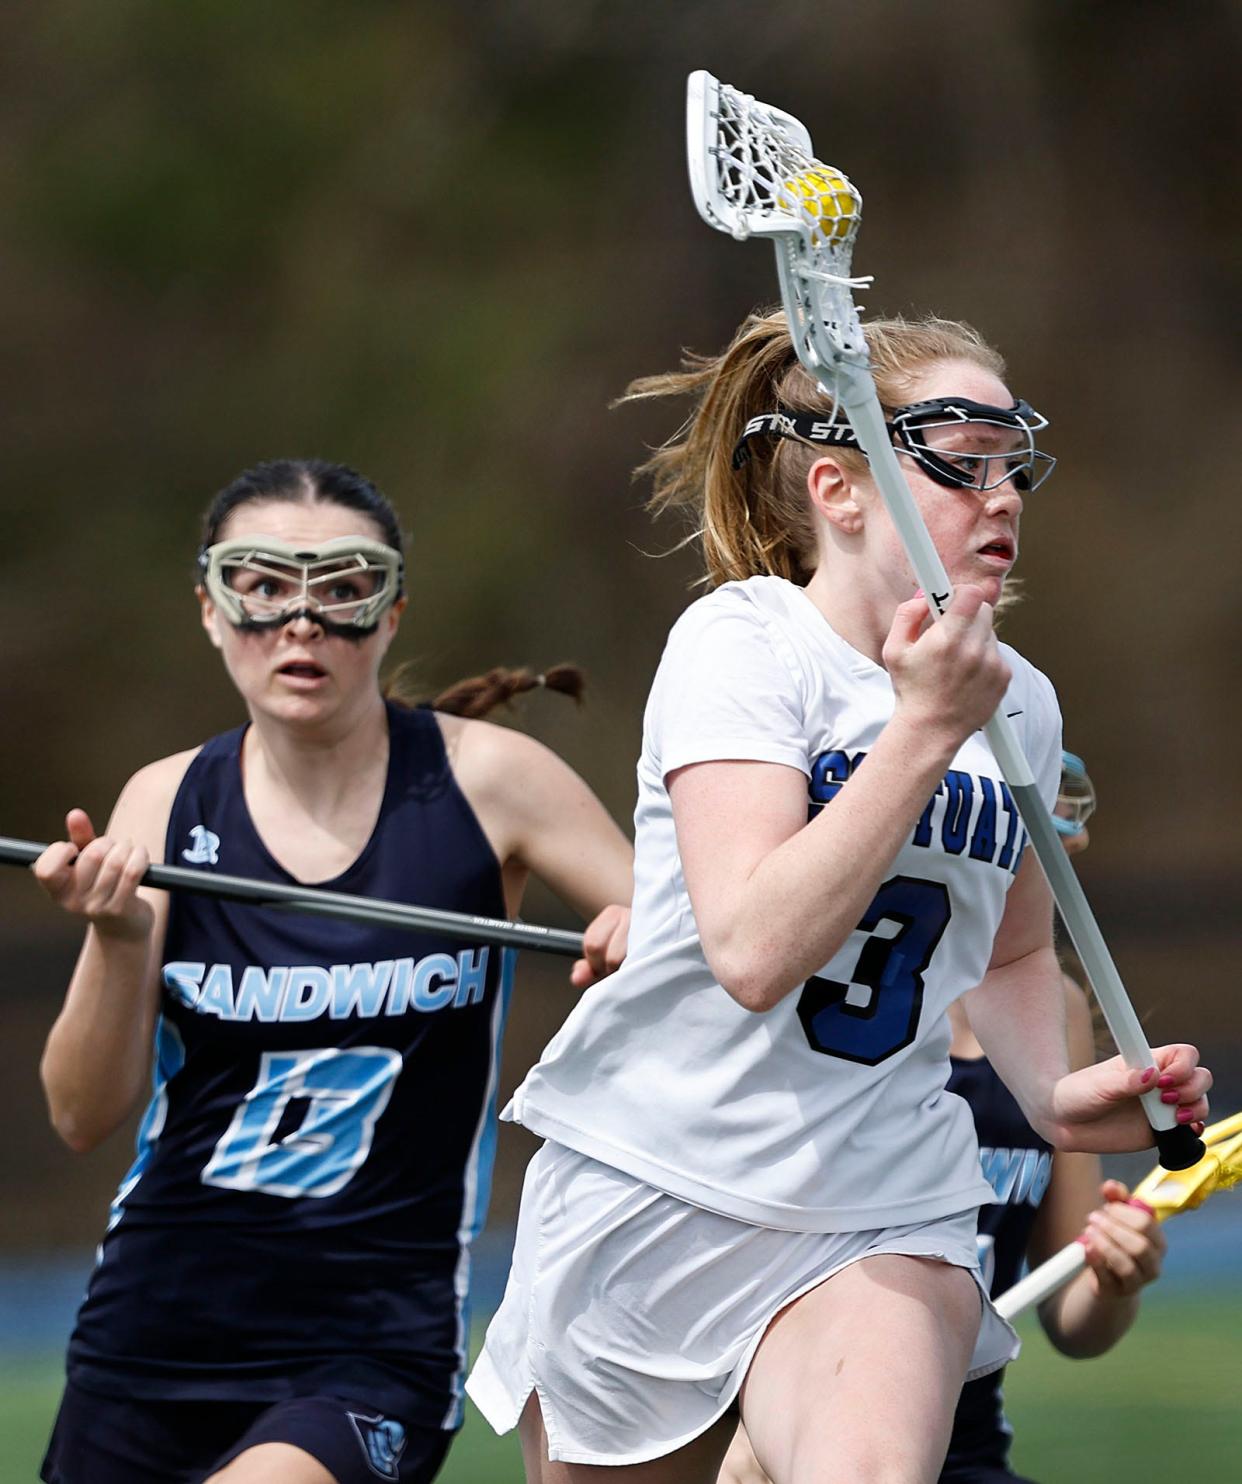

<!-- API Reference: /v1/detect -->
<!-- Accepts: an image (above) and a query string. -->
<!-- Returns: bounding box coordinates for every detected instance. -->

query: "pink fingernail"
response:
[1176,1107,1196,1123]
[1160,1090,1180,1104]
[1157,1074,1174,1089]
[1140,1068,1156,1085]
[1129,1199,1156,1217]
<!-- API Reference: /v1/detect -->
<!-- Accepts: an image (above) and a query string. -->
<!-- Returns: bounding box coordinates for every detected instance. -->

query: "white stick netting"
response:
[699,78,872,381]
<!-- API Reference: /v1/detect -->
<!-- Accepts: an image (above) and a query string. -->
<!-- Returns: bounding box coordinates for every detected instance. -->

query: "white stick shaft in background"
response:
[994,1241,1088,1321]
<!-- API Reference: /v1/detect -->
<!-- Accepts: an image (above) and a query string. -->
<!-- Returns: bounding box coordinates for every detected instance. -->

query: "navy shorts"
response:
[940,1466,1038,1484]
[41,1381,453,1484]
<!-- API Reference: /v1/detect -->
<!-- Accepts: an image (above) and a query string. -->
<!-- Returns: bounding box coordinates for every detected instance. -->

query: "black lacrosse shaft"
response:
[0,836,584,958]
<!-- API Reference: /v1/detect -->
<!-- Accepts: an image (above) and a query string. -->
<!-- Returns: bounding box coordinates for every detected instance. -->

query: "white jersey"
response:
[508,576,1062,1232]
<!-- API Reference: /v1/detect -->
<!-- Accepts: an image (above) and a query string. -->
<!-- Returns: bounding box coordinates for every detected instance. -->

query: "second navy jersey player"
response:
[942,1052,1052,1481]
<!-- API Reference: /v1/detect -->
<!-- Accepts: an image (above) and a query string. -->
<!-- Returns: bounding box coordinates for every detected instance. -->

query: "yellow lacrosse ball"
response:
[778,167,858,244]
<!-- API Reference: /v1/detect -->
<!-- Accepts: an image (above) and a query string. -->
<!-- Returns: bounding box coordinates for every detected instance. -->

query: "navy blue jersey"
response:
[67,703,515,1430]
[941,1054,1053,1479]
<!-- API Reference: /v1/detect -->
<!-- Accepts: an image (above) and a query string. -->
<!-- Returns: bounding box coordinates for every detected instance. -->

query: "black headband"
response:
[731,411,859,470]
[731,397,1055,494]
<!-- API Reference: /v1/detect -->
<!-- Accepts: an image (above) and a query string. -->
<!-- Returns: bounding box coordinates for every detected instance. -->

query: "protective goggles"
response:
[732,396,1056,494]
[199,535,403,636]
[1054,750,1096,837]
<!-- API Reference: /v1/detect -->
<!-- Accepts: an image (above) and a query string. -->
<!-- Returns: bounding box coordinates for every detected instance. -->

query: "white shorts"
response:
[466,1141,1018,1467]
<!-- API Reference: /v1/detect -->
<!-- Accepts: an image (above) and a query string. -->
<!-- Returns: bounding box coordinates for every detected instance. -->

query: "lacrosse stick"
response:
[686,69,1203,1168]
[0,836,583,957]
[996,1111,1242,1319]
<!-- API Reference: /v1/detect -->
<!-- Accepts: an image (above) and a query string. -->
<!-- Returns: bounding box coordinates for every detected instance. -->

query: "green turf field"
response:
[3,1293,1238,1482]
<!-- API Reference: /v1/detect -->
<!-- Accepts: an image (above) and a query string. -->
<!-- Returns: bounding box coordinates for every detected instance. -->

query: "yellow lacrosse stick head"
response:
[1131,1111,1242,1220]
[777,166,859,247]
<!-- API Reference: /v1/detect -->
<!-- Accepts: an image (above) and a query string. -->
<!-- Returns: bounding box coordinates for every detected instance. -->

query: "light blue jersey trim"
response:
[443,946,517,1429]
[100,1017,187,1246]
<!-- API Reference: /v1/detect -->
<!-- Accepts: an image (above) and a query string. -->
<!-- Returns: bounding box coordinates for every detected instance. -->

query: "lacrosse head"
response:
[687,70,871,385]
[1131,1111,1242,1215]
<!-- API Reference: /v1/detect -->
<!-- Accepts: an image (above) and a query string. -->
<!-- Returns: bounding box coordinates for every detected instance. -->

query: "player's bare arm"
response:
[442,713,633,986]
[37,750,198,1151]
[670,587,1006,1012]
[1028,980,1166,1358]
[967,856,1209,1151]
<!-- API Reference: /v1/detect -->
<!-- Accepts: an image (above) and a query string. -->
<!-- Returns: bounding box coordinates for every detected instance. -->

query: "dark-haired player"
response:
[34,459,632,1484]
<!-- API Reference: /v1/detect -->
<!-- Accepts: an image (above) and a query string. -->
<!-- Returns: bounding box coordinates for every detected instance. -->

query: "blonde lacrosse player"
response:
[464,312,1209,1484]
[33,459,632,1484]
[717,751,1168,1484]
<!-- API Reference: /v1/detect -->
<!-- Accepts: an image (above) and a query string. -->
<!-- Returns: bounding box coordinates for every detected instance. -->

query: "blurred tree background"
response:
[1,0,1238,1328]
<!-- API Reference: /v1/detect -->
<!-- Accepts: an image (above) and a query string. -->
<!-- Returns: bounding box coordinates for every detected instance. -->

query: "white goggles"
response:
[1054,750,1096,837]
[200,535,403,634]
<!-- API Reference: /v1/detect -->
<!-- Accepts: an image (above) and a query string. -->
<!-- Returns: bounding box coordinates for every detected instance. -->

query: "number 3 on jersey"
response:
[797,876,951,1065]
[202,1046,402,1198]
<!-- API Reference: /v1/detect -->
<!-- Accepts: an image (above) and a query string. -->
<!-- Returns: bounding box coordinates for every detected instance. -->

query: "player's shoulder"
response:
[997,643,1060,722]
[668,573,797,632]
[110,747,204,860]
[436,712,565,796]
[116,748,203,809]
[661,575,810,675]
[996,639,1054,692]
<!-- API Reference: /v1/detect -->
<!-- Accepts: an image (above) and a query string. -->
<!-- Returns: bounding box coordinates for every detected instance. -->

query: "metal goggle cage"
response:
[1054,749,1096,837]
[892,397,1056,494]
[200,535,404,633]
[732,396,1055,494]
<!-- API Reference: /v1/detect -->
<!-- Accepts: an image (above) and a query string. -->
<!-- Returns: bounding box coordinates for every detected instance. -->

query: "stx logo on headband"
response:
[740,413,855,443]
[733,412,856,469]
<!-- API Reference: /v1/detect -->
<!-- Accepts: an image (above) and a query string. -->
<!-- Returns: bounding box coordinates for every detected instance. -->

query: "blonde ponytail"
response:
[623,309,1006,589]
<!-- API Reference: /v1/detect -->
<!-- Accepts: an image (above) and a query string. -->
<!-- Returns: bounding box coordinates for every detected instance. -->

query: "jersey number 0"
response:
[202,1046,403,1199]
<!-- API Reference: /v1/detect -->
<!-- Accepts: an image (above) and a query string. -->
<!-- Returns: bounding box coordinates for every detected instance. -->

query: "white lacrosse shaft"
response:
[993,1241,1088,1322]
[838,376,1198,1169]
